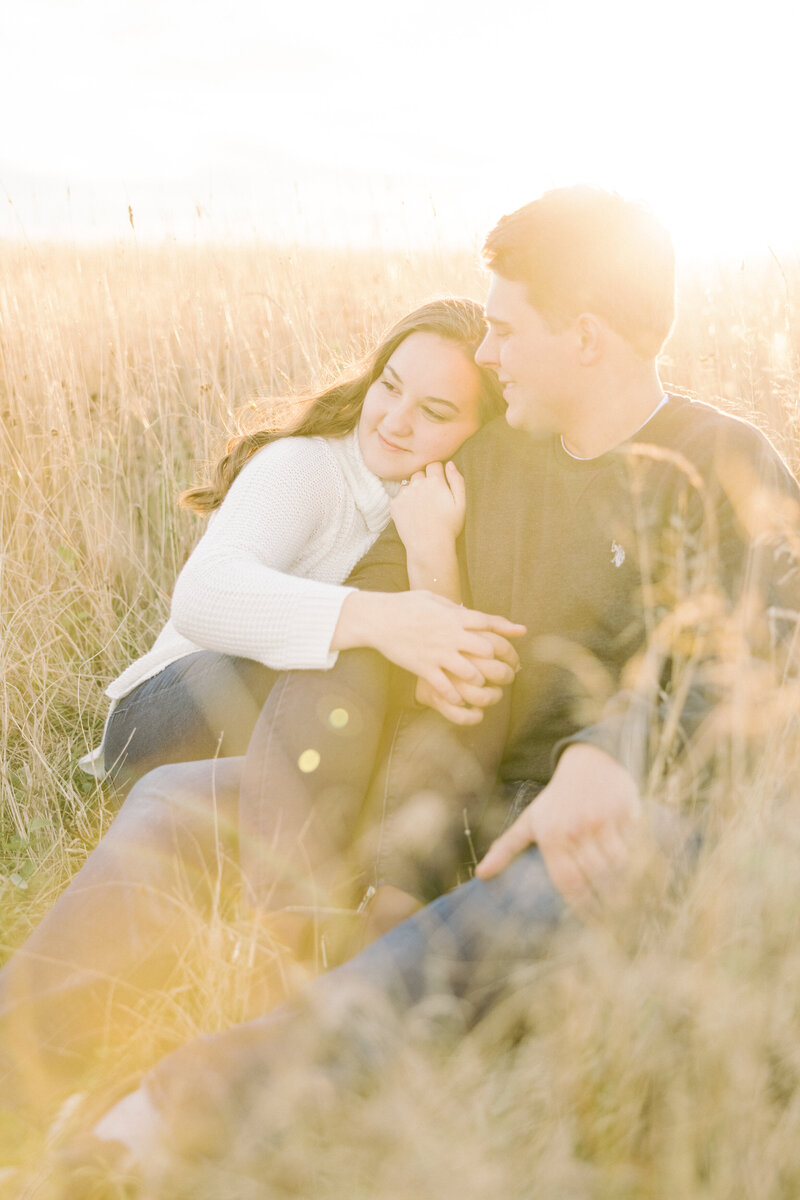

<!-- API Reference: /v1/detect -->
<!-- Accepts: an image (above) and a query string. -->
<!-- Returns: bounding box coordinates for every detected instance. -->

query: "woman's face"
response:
[358,331,483,481]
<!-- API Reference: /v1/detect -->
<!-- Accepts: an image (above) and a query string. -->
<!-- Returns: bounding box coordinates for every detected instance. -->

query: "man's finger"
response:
[548,853,596,916]
[594,825,632,873]
[570,839,616,896]
[416,678,485,724]
[429,696,485,725]
[475,812,537,880]
[478,633,521,670]
[446,681,504,709]
[442,651,486,685]
[424,668,468,707]
[463,656,515,686]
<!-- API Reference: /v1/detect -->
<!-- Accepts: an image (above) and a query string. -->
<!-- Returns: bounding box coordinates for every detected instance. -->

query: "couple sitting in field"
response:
[2,186,800,1186]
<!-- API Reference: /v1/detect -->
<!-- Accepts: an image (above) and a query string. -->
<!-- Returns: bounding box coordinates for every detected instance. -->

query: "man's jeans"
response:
[0,757,246,1100]
[141,843,568,1160]
[0,640,533,1107]
[0,751,565,1113]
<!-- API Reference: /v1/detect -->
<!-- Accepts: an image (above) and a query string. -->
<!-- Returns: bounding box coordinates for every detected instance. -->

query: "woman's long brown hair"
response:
[180,297,503,515]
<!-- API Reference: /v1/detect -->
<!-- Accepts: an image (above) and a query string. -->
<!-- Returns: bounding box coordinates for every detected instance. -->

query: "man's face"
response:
[475,274,576,436]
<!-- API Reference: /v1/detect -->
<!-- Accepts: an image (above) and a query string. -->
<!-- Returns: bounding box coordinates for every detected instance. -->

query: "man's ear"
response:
[574,313,604,365]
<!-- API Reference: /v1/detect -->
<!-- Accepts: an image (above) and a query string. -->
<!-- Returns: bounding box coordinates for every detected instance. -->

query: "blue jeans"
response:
[0,758,244,1101]
[0,758,552,1112]
[0,647,523,1108]
[104,652,277,789]
[238,649,512,908]
[143,845,568,1160]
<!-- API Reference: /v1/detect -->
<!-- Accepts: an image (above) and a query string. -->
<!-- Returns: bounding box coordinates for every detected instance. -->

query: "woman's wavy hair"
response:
[181,297,503,515]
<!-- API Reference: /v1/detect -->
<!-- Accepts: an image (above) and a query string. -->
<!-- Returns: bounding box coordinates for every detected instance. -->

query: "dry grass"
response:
[1,237,800,1196]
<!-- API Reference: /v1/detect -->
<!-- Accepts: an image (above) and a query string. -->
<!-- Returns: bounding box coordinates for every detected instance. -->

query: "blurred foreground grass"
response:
[1,238,800,1197]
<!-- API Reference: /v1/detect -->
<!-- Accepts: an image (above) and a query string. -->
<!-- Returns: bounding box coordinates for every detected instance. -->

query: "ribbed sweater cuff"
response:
[266,585,355,671]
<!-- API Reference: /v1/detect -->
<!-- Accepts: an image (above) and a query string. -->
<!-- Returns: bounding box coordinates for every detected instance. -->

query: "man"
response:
[78,186,800,1182]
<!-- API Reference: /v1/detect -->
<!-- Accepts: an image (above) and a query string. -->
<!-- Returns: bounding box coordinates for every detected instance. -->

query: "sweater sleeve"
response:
[170,439,356,671]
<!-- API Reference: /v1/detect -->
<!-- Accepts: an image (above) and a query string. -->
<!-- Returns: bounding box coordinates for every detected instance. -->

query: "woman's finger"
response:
[445,461,465,502]
[460,610,527,638]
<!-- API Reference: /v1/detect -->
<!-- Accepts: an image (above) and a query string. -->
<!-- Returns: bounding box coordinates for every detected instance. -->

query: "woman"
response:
[0,299,523,1107]
[82,298,511,788]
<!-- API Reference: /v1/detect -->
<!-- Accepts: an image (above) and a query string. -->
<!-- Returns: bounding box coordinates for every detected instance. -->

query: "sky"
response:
[1,0,798,258]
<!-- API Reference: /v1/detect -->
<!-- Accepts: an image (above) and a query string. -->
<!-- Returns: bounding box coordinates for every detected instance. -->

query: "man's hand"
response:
[475,743,645,915]
[415,631,523,724]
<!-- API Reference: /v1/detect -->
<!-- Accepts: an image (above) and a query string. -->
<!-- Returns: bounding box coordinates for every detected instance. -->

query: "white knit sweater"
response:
[107,428,396,700]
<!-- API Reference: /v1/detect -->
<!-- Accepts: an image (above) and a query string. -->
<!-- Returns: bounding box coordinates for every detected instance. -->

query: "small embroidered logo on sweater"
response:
[610,540,626,568]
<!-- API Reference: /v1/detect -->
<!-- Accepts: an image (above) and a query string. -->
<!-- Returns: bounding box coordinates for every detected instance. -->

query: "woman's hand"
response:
[331,590,525,706]
[391,462,466,600]
[390,461,466,553]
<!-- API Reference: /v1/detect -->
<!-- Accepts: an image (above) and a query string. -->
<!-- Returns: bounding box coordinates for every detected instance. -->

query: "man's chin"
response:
[503,402,523,429]
[503,404,545,438]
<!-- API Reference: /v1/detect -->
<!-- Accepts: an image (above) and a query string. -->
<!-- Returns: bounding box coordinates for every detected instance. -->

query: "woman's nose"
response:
[381,400,414,436]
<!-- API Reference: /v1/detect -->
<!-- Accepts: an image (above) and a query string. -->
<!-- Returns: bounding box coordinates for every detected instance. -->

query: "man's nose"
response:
[475,331,497,370]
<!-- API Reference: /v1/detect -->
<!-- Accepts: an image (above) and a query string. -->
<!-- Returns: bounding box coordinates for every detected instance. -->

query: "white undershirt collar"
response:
[560,393,670,462]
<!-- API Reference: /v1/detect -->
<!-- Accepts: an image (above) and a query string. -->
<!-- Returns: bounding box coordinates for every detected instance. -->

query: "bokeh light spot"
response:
[328,707,349,729]
[298,749,321,773]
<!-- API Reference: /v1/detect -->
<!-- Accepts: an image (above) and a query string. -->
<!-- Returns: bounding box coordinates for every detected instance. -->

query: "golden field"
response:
[2,238,800,1197]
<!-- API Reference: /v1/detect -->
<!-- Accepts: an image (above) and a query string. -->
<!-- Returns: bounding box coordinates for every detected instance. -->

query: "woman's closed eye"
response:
[422,406,451,423]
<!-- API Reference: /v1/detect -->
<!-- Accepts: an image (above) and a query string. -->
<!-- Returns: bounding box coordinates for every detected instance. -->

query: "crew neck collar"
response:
[559,393,671,462]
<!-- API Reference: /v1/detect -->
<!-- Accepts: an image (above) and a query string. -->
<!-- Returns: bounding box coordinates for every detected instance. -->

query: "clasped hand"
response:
[415,631,523,723]
[378,591,525,706]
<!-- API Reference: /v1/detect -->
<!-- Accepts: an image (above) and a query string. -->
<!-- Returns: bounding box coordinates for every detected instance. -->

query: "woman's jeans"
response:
[237,649,512,909]
[104,652,278,789]
[0,758,244,1100]
[0,653,524,1104]
[0,760,563,1112]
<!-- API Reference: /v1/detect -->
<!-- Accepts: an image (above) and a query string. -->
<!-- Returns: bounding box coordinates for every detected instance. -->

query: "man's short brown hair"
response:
[483,187,675,359]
